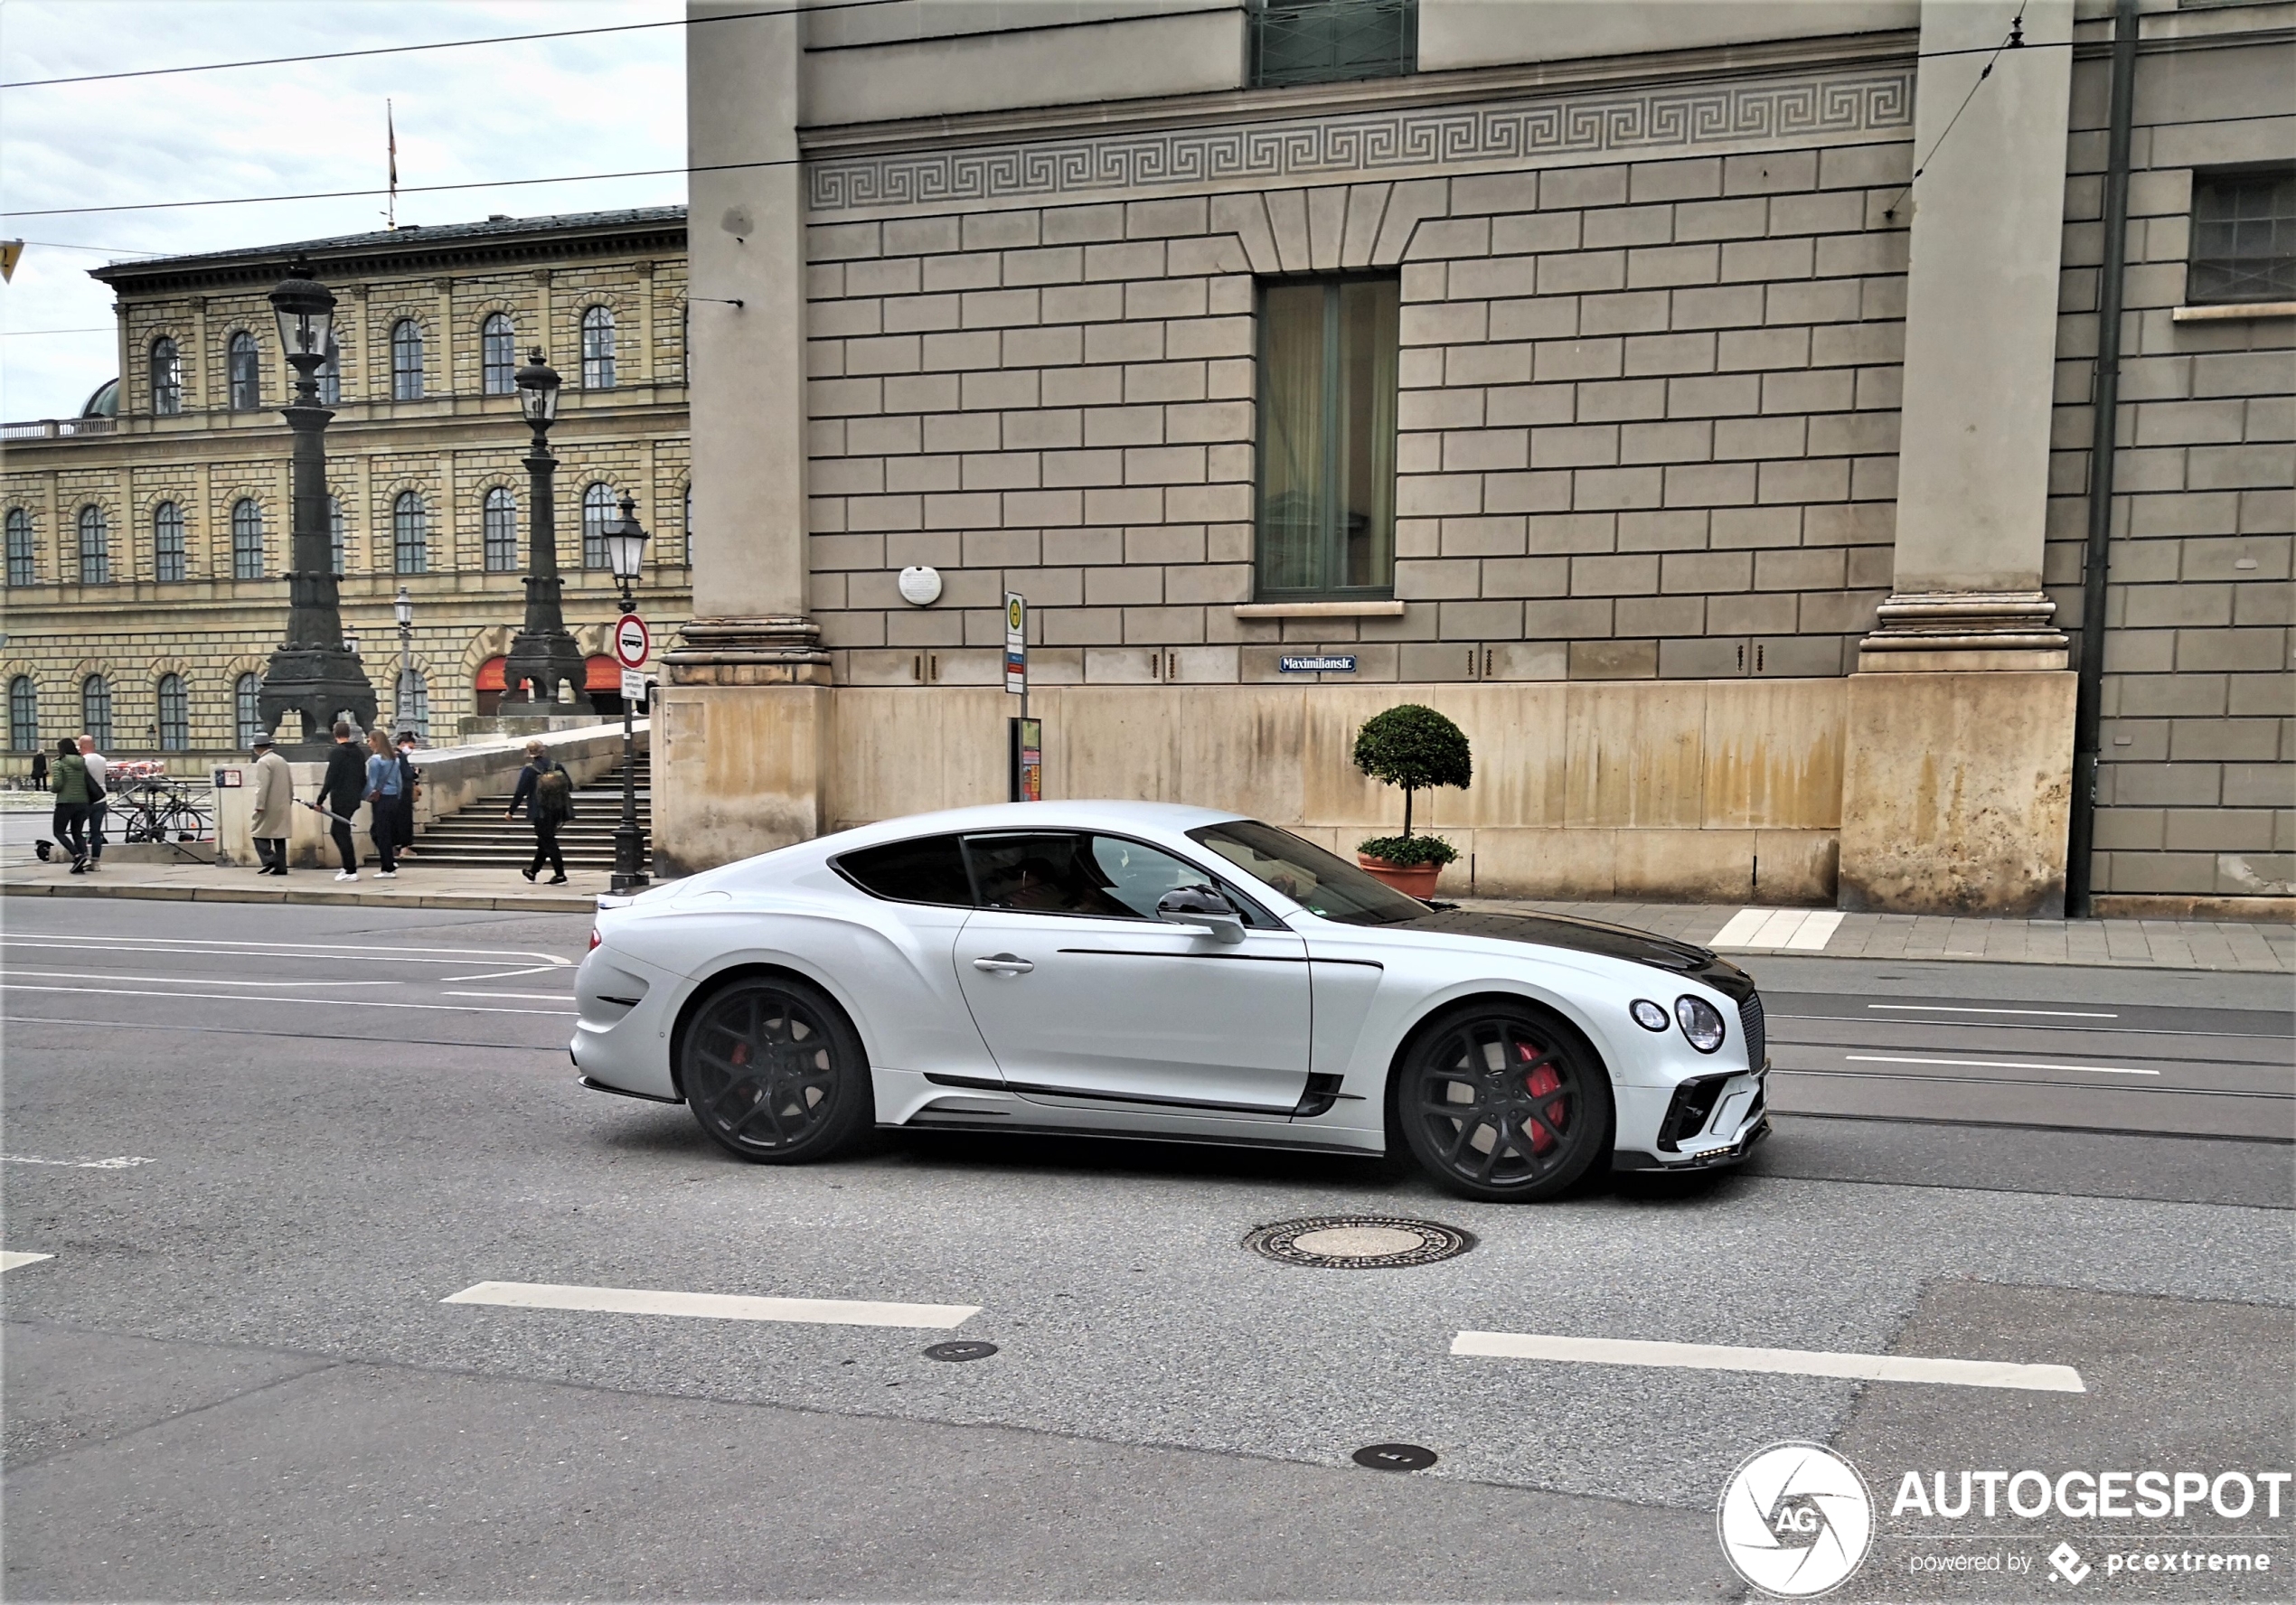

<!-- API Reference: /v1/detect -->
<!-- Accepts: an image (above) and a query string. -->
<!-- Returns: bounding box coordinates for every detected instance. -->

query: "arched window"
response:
[80,675,113,750]
[391,319,425,400]
[234,672,264,748]
[316,337,341,406]
[481,313,517,394]
[581,305,616,390]
[328,493,346,575]
[228,331,259,410]
[150,337,182,416]
[483,486,518,571]
[156,673,189,752]
[395,668,429,740]
[154,502,186,582]
[5,508,33,587]
[77,505,108,584]
[581,482,616,568]
[231,498,265,579]
[393,491,428,575]
[8,676,37,752]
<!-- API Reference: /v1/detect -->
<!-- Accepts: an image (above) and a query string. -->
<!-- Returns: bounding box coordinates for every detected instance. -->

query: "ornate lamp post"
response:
[601,493,650,893]
[392,585,413,727]
[499,349,590,716]
[258,260,375,752]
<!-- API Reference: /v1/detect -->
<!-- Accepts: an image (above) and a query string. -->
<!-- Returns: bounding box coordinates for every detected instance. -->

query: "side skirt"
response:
[888,1114,1378,1159]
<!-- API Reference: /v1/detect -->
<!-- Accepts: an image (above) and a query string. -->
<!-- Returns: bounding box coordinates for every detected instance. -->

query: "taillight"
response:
[588,928,601,951]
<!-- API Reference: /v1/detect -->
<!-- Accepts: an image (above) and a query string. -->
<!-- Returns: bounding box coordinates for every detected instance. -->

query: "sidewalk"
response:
[0,850,604,915]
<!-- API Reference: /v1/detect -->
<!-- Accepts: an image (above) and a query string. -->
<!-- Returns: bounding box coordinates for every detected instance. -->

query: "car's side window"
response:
[1086,835,1216,920]
[833,833,975,907]
[964,831,1268,925]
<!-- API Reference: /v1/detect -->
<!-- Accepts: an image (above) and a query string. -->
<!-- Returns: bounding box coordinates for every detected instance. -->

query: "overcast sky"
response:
[0,0,683,420]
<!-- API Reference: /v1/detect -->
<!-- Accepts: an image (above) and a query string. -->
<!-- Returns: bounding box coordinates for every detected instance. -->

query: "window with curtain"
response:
[228,331,259,410]
[482,313,517,394]
[391,319,425,400]
[581,305,616,390]
[154,502,186,582]
[395,668,429,739]
[393,491,428,574]
[1249,0,1415,88]
[328,493,346,575]
[77,505,109,584]
[81,675,113,750]
[483,486,518,571]
[1254,276,1399,598]
[581,482,616,568]
[231,499,265,579]
[156,673,190,751]
[5,509,33,587]
[2189,167,2295,304]
[316,338,342,405]
[8,677,37,751]
[235,672,264,747]
[150,337,182,415]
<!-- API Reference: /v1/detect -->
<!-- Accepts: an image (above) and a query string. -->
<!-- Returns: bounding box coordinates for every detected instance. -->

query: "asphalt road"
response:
[4,899,2290,1601]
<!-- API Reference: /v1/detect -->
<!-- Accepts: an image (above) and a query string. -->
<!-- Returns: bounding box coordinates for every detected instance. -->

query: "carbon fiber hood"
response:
[1396,908,1755,1000]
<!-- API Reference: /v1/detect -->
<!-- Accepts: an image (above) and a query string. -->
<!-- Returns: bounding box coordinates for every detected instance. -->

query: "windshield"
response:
[1186,819,1429,926]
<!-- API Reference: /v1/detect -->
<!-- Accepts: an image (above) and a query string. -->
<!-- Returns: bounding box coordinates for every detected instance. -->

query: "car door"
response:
[953,831,1311,1117]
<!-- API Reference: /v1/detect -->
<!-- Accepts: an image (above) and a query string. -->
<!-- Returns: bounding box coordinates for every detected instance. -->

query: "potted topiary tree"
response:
[1351,703,1472,897]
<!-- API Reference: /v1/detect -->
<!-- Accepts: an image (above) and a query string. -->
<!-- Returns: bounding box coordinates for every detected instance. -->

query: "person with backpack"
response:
[77,734,109,871]
[49,737,92,873]
[362,727,402,879]
[315,721,369,881]
[506,738,572,885]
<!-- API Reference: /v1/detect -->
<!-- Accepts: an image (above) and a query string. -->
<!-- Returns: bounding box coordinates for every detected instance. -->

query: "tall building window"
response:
[156,673,190,752]
[1249,0,1415,88]
[391,318,425,400]
[328,493,346,575]
[393,491,428,575]
[235,672,264,748]
[77,505,109,584]
[482,313,517,394]
[5,508,33,587]
[1254,276,1399,598]
[581,305,616,390]
[316,338,342,405]
[231,498,265,579]
[154,502,186,582]
[81,674,113,750]
[228,330,260,410]
[395,668,429,740]
[483,486,518,571]
[581,482,616,568]
[150,337,182,415]
[8,676,36,752]
[2189,167,2295,305]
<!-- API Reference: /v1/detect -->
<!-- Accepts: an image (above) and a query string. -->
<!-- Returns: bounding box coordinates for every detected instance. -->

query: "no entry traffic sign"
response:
[613,612,651,669]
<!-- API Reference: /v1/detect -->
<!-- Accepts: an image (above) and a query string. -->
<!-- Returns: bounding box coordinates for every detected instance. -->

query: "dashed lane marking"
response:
[443,1281,979,1329]
[1452,1330,2085,1393]
[1,983,576,1017]
[1867,1003,2118,1019]
[1,969,399,988]
[441,990,577,1001]
[1843,1053,2160,1076]
[3,1155,155,1169]
[0,1252,55,1272]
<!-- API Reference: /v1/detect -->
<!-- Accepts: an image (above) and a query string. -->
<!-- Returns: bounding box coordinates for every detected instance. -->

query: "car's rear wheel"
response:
[681,973,870,1163]
[1397,1002,1613,1202]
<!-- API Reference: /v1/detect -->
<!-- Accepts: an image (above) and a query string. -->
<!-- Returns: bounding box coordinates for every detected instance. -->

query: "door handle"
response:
[972,954,1033,974]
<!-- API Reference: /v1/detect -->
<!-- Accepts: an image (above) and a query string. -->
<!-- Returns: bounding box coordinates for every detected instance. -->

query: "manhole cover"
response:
[1244,1215,1475,1269]
[923,1340,998,1362]
[1353,1442,1438,1472]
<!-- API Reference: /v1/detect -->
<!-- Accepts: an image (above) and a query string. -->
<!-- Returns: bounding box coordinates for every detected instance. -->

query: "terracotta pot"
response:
[1358,853,1443,900]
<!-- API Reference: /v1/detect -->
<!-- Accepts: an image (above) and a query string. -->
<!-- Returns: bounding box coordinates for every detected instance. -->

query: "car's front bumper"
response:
[1610,1065,1770,1172]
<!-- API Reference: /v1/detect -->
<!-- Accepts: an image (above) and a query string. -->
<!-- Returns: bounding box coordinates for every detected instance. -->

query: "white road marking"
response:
[1,983,576,1017]
[0,936,571,968]
[442,1281,979,1329]
[1452,1331,2085,1393]
[3,1155,155,1169]
[442,990,576,1001]
[442,966,559,981]
[1,970,399,988]
[0,1252,55,1272]
[1843,1054,2160,1076]
[1709,908,1842,951]
[1868,1003,2118,1019]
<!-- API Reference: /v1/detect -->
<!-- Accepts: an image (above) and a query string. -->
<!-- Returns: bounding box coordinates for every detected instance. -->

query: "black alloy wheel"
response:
[682,975,869,1163]
[1398,1004,1612,1201]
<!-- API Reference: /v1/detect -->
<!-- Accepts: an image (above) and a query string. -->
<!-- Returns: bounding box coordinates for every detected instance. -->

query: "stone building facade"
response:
[665,0,2291,915]
[0,209,692,768]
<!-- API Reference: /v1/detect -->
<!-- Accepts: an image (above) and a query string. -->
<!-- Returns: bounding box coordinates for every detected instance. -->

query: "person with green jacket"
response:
[48,737,93,872]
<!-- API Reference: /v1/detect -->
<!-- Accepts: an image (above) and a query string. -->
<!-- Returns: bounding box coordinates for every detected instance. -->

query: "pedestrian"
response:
[76,733,108,872]
[506,737,572,885]
[49,737,92,873]
[392,731,421,860]
[29,750,47,792]
[249,731,292,875]
[363,727,402,880]
[315,720,367,881]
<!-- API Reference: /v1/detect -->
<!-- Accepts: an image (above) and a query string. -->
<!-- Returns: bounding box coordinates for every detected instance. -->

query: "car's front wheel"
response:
[1397,1002,1613,1202]
[680,973,870,1163]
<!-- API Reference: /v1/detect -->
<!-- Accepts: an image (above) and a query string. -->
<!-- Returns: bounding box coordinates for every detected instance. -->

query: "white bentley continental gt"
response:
[573,802,1770,1201]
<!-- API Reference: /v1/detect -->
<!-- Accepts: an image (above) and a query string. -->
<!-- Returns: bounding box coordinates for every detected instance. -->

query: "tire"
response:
[1396,1001,1614,1202]
[680,973,871,1164]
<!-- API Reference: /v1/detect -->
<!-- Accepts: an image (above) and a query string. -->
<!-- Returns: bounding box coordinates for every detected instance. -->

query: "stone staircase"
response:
[410,755,652,870]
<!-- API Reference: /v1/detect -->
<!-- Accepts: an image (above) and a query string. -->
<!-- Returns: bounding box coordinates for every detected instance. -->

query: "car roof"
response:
[823,800,1247,851]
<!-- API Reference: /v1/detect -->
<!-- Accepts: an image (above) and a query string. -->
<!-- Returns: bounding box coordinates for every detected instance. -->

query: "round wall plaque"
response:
[898,566,943,606]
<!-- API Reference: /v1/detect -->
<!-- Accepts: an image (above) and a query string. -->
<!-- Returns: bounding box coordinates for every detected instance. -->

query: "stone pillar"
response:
[1840,0,2079,915]
[656,0,831,876]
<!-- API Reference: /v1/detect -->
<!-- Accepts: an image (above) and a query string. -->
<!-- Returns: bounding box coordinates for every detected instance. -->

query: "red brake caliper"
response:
[1520,1042,1564,1153]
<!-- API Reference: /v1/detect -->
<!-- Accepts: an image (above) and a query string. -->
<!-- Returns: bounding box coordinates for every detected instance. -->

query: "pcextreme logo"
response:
[1719,1442,1877,1598]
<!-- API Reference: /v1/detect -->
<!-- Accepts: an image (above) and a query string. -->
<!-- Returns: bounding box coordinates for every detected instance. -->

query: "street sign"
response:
[1003,592,1027,695]
[1010,717,1041,803]
[613,613,651,669]
[620,668,647,705]
[1280,654,1358,674]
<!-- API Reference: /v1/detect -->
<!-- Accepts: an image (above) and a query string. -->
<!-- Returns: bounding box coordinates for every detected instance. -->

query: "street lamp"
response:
[499,348,588,716]
[604,492,650,893]
[258,260,375,751]
[393,585,413,728]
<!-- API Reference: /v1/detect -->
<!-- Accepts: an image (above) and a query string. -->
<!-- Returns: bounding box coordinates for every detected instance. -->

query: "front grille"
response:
[1738,990,1766,1070]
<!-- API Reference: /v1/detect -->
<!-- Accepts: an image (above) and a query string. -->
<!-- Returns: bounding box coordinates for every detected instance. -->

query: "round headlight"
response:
[1630,999,1670,1032]
[1674,994,1727,1054]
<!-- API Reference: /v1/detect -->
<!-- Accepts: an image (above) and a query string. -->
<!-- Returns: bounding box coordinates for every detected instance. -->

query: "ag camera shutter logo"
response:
[1718,1442,1875,1598]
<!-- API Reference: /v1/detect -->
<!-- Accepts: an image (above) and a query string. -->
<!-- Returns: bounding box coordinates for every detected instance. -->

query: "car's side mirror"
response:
[1155,885,1247,944]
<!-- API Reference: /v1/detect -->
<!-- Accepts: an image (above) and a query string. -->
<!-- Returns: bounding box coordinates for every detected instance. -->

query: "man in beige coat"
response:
[249,732,294,876]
